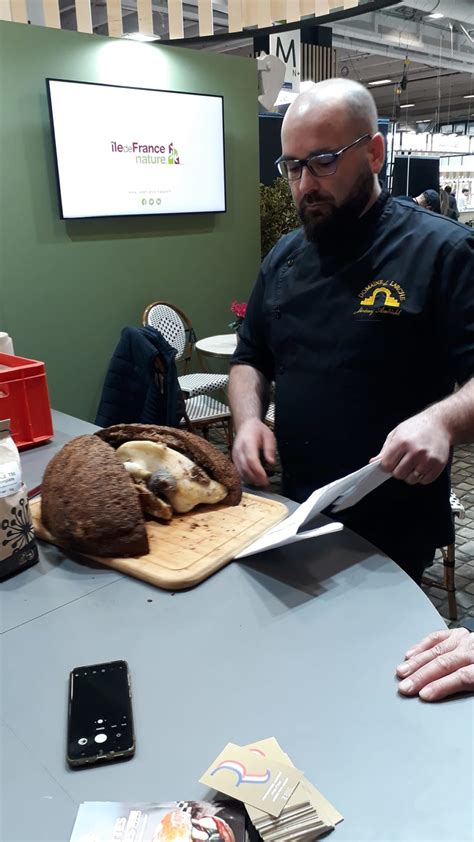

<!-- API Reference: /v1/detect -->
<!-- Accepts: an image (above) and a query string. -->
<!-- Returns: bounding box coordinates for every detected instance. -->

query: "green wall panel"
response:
[0,22,260,422]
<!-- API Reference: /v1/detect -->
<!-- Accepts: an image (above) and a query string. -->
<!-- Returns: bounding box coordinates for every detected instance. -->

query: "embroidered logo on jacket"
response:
[354,280,406,316]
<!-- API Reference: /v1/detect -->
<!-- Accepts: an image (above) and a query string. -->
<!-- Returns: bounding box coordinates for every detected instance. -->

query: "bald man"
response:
[229,78,474,584]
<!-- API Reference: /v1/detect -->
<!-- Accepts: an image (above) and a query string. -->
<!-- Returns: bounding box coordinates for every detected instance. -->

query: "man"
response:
[458,187,469,213]
[228,78,474,584]
[444,184,459,220]
[396,628,474,701]
[398,189,440,214]
[413,189,440,214]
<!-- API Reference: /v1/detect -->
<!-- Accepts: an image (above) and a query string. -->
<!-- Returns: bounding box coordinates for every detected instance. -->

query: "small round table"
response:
[195,333,238,359]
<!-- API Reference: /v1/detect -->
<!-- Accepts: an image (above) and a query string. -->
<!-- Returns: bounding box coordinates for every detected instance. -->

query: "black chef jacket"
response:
[230,191,474,565]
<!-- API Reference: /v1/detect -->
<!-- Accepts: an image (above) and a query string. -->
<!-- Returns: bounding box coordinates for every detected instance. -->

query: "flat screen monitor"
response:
[46,79,226,219]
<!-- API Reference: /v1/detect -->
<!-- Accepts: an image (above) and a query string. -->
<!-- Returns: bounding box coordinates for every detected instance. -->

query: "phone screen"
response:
[67,660,135,767]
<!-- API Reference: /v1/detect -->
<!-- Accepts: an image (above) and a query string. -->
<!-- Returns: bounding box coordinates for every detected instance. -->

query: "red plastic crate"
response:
[0,353,53,449]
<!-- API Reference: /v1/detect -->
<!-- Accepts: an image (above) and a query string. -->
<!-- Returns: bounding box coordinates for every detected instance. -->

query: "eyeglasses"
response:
[275,134,372,182]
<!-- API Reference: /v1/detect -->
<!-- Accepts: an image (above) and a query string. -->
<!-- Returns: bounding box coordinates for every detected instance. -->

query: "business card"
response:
[200,742,303,817]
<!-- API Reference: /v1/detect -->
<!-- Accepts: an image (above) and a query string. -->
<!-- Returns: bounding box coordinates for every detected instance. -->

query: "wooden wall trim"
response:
[137,0,154,35]
[197,0,213,36]
[75,0,93,34]
[0,0,12,22]
[42,0,61,29]
[227,0,243,33]
[10,0,28,24]
[0,0,362,41]
[106,0,123,37]
[168,0,184,39]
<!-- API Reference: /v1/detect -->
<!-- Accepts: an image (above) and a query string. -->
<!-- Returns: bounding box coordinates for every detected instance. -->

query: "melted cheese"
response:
[115,440,227,513]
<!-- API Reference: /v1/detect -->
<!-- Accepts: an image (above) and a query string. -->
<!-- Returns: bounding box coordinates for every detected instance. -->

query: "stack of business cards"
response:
[200,737,343,841]
[244,739,342,841]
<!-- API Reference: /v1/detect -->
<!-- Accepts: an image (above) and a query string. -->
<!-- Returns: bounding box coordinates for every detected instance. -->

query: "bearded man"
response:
[228,78,474,584]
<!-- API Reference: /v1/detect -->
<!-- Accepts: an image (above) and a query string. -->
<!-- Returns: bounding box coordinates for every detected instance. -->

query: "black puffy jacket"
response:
[95,325,184,428]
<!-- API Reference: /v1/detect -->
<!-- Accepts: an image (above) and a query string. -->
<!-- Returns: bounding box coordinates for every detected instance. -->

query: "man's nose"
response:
[299,162,320,191]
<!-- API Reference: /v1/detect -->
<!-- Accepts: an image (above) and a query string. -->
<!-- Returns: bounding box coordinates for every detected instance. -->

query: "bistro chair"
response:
[143,301,229,398]
[184,392,234,450]
[422,491,465,621]
[265,402,275,428]
[152,335,234,451]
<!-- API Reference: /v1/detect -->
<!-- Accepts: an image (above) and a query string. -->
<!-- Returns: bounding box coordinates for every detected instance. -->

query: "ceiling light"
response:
[427,12,444,19]
[464,94,474,99]
[368,79,392,86]
[121,32,160,42]
[400,103,415,108]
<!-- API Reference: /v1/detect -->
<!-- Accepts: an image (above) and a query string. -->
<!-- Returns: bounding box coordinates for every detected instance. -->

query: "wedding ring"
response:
[412,470,423,480]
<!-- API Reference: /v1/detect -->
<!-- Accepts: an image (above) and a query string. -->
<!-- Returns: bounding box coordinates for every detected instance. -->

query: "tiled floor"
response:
[423,444,474,628]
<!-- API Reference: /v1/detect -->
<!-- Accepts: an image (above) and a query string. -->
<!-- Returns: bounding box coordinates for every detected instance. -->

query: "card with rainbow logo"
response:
[200,742,303,818]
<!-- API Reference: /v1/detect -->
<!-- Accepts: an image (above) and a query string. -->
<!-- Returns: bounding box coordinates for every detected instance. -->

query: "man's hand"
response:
[396,628,474,701]
[371,409,451,485]
[232,418,276,486]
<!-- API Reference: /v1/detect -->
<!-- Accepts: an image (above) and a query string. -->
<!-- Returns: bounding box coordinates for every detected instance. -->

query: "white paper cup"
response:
[0,333,14,355]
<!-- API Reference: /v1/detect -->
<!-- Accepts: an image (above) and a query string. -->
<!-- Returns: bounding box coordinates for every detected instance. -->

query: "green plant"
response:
[259,178,300,259]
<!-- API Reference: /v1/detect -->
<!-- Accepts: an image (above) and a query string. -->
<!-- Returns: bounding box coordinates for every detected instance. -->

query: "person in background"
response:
[444,185,459,220]
[397,189,441,214]
[439,187,450,217]
[458,187,470,213]
[229,78,474,585]
[396,628,474,701]
[413,189,441,214]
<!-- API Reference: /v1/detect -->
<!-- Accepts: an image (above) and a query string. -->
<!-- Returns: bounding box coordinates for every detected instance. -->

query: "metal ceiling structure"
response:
[333,3,474,124]
[54,0,474,125]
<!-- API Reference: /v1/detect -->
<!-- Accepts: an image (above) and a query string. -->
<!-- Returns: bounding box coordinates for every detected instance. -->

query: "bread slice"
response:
[41,434,149,557]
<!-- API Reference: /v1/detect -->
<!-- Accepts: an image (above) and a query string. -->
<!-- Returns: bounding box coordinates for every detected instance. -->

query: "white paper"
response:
[236,461,389,559]
[0,460,21,498]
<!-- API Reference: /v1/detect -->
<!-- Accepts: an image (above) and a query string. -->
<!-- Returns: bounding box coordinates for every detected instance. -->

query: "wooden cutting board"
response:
[29,494,287,590]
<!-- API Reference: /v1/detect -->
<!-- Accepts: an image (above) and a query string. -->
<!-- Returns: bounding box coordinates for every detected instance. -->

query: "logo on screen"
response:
[111,141,181,166]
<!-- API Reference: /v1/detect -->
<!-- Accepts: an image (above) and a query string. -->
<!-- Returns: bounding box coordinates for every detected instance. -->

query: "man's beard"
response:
[298,164,375,244]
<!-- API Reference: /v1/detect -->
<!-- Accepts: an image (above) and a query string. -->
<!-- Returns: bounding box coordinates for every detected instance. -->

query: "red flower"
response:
[230,300,247,319]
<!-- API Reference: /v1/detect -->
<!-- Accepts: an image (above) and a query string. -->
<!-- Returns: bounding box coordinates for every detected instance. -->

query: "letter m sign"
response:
[270,31,301,92]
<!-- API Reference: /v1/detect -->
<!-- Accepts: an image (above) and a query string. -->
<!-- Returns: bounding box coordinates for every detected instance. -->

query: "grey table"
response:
[1,412,473,842]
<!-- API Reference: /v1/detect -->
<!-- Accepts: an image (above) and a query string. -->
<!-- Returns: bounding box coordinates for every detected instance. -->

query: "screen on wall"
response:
[46,79,226,219]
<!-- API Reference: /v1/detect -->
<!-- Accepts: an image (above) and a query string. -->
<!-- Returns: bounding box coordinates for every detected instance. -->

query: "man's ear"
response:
[367,132,385,175]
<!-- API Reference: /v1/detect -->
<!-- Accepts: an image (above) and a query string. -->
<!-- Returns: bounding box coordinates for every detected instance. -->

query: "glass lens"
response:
[280,160,301,180]
[307,153,337,176]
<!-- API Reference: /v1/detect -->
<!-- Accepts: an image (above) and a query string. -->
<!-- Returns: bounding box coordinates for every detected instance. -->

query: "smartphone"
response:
[67,659,135,768]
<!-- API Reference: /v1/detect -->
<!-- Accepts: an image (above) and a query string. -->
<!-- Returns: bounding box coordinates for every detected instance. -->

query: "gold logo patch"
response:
[355,280,406,316]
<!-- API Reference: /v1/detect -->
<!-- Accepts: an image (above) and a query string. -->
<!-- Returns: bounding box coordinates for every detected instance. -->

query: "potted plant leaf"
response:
[259,177,300,259]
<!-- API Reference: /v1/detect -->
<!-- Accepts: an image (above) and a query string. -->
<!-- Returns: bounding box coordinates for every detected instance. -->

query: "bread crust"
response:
[41,434,149,557]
